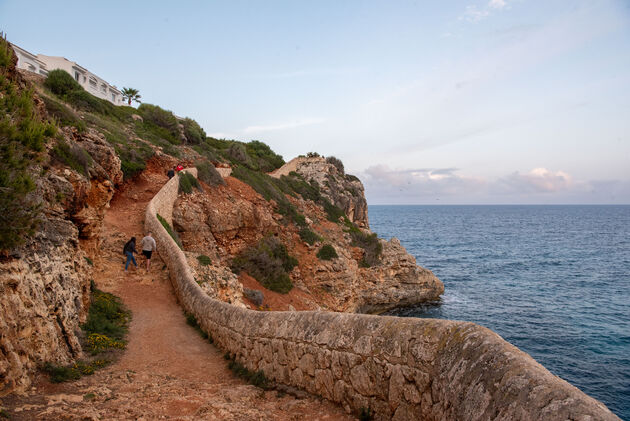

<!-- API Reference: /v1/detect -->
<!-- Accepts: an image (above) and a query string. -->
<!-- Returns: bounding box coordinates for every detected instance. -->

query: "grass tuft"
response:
[316,244,338,260]
[225,354,271,390]
[157,213,183,249]
[197,254,211,266]
[298,228,321,245]
[231,236,297,294]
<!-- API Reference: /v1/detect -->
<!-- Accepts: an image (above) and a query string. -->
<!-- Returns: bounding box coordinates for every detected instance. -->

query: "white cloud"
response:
[489,0,507,10]
[360,166,630,204]
[242,118,325,134]
[460,0,508,22]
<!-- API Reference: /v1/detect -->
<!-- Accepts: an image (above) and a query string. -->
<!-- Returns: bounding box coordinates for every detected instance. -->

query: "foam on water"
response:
[371,205,630,419]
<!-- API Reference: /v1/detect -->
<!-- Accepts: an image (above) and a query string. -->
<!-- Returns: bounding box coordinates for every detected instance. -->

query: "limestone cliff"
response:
[271,156,369,227]
[173,158,443,313]
[0,63,123,393]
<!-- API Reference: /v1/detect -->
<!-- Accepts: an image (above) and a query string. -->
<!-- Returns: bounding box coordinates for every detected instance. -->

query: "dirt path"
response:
[4,167,353,420]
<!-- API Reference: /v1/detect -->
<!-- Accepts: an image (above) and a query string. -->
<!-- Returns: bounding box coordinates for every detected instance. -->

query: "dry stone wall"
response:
[145,170,620,421]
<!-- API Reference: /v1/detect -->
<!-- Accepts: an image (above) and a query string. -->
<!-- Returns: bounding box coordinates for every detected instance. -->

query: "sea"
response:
[369,205,630,420]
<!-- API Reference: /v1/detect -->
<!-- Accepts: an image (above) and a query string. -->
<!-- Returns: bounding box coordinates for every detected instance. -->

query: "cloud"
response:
[498,168,573,193]
[360,166,630,204]
[489,0,506,10]
[460,0,508,22]
[242,118,325,134]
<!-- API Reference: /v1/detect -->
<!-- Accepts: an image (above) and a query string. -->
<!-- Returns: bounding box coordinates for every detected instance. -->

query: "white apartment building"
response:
[10,43,123,105]
[11,43,48,76]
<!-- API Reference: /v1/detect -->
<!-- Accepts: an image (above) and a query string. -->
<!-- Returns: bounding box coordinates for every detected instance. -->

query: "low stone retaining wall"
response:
[145,171,619,421]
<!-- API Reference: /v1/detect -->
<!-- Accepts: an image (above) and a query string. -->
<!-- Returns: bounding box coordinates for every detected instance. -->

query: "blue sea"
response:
[369,205,630,420]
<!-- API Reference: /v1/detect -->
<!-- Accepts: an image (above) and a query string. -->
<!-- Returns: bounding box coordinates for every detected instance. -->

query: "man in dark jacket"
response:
[123,237,138,271]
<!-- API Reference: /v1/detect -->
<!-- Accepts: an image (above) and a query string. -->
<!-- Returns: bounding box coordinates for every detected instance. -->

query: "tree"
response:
[121,87,141,105]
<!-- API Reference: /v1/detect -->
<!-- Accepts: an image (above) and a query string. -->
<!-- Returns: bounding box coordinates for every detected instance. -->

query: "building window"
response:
[74,72,80,81]
[112,93,116,102]
[89,77,97,88]
[39,70,48,76]
[101,83,107,93]
[28,64,36,72]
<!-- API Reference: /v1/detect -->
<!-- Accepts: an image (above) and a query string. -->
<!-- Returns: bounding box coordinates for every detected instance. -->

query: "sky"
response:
[1,0,629,204]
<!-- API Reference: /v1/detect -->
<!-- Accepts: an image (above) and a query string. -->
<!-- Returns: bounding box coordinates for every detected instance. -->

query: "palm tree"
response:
[121,87,141,105]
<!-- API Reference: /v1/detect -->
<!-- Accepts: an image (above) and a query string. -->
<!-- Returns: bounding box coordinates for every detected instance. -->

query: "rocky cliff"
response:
[0,46,123,394]
[173,157,443,313]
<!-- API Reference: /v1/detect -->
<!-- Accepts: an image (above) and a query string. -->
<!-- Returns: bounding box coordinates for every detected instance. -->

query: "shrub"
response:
[43,69,82,96]
[42,95,86,131]
[197,254,211,266]
[185,312,213,342]
[157,213,183,249]
[0,37,56,250]
[246,140,284,172]
[298,228,320,245]
[231,236,297,293]
[326,156,344,174]
[225,354,270,389]
[182,117,206,144]
[43,359,109,383]
[344,220,382,266]
[81,288,130,341]
[137,103,180,142]
[306,152,320,158]
[51,138,92,176]
[178,171,202,194]
[196,161,225,186]
[317,244,338,260]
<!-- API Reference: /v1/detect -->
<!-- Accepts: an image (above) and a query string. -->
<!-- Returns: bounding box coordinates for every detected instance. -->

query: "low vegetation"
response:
[231,236,297,293]
[224,353,270,390]
[50,138,92,176]
[344,219,382,267]
[178,171,202,194]
[196,161,225,186]
[0,36,56,250]
[157,213,183,249]
[317,244,338,260]
[298,228,321,245]
[44,285,130,383]
[185,312,213,343]
[197,254,212,266]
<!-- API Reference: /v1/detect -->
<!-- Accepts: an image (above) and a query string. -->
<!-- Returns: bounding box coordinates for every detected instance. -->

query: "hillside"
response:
[0,37,442,398]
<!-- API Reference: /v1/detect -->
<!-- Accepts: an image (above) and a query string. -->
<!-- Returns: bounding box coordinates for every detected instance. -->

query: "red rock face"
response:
[172,167,443,314]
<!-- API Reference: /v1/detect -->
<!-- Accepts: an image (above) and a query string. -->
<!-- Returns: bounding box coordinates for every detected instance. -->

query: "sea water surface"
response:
[369,205,630,419]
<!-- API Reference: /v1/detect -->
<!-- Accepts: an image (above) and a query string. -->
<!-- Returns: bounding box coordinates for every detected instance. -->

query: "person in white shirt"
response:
[141,232,157,271]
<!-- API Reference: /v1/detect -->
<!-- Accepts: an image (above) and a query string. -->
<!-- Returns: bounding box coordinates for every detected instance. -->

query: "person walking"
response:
[167,166,175,179]
[123,237,138,271]
[141,231,157,271]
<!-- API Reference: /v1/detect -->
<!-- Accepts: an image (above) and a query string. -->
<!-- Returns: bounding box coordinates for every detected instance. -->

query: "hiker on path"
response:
[123,237,138,271]
[167,166,175,179]
[141,232,157,271]
[176,164,184,172]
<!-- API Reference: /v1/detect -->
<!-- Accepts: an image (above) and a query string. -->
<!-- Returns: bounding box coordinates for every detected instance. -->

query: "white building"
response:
[10,43,123,105]
[11,43,48,76]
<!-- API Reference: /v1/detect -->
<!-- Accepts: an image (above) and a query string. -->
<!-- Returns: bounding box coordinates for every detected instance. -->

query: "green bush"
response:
[196,161,225,186]
[81,288,130,341]
[197,254,211,266]
[225,355,270,389]
[178,172,202,194]
[42,95,86,131]
[51,138,92,176]
[157,213,183,249]
[182,117,206,144]
[344,220,382,266]
[245,140,285,172]
[298,228,320,245]
[326,156,345,174]
[317,244,338,260]
[231,236,297,293]
[137,103,180,142]
[0,38,56,250]
[43,69,82,96]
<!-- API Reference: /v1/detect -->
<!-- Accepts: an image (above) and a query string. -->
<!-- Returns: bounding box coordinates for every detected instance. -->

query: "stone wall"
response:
[145,171,620,421]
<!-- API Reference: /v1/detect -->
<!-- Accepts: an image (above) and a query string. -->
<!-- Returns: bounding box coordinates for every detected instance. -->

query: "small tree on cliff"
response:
[121,87,141,105]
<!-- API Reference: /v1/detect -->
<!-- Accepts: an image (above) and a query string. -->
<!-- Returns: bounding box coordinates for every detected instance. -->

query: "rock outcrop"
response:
[271,156,369,227]
[0,126,122,395]
[173,159,442,313]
